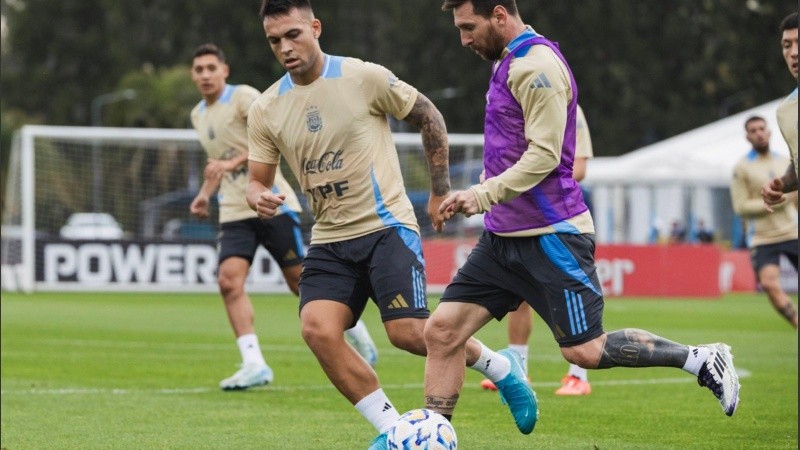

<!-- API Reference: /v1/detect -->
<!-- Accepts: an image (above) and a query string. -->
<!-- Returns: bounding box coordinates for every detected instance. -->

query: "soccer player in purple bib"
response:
[424,0,742,430]
[247,1,536,447]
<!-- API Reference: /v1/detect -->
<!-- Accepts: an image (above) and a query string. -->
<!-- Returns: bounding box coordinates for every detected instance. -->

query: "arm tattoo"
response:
[782,162,799,192]
[425,394,459,416]
[403,94,451,196]
[597,329,689,369]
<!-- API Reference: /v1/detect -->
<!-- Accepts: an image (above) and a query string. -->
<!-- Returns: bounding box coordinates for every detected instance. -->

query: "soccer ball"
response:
[387,409,457,450]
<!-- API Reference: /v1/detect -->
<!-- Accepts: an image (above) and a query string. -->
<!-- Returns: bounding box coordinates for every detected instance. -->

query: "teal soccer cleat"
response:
[367,432,388,450]
[495,348,539,434]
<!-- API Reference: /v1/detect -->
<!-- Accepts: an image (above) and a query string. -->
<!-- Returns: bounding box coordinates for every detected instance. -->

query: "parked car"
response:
[59,213,124,240]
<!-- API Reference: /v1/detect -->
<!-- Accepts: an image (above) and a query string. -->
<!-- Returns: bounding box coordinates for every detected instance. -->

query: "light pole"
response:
[90,89,136,212]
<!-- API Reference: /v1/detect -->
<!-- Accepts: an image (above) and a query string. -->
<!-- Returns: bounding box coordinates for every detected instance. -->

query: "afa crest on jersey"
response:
[306,106,323,132]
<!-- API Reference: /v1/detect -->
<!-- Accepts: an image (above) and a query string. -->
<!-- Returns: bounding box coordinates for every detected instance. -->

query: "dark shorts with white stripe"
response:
[441,230,605,347]
[299,226,430,327]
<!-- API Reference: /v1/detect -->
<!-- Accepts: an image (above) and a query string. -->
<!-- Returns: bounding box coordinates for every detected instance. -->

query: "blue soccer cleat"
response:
[367,432,388,450]
[495,348,539,434]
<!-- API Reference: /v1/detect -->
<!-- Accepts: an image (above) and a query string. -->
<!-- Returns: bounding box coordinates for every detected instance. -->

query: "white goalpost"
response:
[1,125,485,293]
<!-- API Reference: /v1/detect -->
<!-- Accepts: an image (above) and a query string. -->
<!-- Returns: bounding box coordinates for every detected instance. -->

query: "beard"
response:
[471,26,506,61]
[483,27,506,61]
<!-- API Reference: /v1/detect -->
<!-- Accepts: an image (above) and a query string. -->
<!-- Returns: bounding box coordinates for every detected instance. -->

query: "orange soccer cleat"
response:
[555,375,592,396]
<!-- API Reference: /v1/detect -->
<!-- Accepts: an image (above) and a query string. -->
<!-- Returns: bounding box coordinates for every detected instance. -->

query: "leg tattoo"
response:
[598,329,690,369]
[425,394,459,417]
[778,303,798,324]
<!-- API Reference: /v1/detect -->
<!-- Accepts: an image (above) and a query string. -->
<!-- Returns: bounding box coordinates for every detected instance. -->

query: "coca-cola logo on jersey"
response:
[302,149,344,175]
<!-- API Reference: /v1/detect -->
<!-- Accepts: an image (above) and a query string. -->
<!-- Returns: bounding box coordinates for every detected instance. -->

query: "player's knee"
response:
[300,315,337,349]
[760,278,782,294]
[423,315,460,352]
[217,273,244,298]
[560,341,601,368]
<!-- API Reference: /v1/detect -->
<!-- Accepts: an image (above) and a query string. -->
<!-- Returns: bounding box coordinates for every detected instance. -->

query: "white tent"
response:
[581,99,792,244]
[585,99,790,187]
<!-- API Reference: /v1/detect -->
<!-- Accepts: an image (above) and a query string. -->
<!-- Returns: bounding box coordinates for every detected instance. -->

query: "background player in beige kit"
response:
[731,115,798,328]
[188,43,378,390]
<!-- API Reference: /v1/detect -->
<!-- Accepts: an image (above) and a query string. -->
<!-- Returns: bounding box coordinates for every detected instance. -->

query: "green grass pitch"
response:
[1,292,797,449]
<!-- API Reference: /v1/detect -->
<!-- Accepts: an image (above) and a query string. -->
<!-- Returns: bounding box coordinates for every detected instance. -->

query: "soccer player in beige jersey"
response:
[188,43,378,391]
[762,12,799,210]
[248,2,533,448]
[480,104,594,396]
[731,116,798,328]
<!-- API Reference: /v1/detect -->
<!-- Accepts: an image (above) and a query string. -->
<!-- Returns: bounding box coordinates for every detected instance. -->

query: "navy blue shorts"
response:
[441,231,605,347]
[218,214,305,267]
[299,227,430,326]
[750,239,799,272]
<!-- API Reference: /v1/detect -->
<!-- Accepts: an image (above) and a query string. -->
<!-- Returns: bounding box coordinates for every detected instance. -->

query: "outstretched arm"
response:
[401,93,451,232]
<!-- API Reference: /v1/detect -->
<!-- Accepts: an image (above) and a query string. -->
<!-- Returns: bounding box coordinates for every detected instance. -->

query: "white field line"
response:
[1,369,751,396]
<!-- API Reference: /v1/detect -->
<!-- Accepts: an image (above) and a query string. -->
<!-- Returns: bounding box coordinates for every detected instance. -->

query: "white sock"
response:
[237,333,267,366]
[469,343,511,382]
[682,346,710,376]
[355,389,400,434]
[508,344,529,376]
[568,364,588,381]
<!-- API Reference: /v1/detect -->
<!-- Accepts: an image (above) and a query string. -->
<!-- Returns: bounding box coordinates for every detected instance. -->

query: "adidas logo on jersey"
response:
[530,72,552,89]
[284,249,298,261]
[387,294,409,309]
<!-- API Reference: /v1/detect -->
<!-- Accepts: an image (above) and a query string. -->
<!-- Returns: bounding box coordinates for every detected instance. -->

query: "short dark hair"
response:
[780,12,798,32]
[744,115,766,130]
[441,0,518,17]
[260,0,312,19]
[192,43,225,63]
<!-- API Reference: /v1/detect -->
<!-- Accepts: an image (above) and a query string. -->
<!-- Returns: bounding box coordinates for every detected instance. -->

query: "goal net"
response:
[1,125,484,293]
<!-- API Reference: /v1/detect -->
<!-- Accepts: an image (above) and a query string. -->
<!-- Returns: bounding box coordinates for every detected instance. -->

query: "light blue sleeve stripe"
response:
[541,235,601,296]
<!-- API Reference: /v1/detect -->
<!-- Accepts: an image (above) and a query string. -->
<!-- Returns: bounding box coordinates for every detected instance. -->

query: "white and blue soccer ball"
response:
[387,409,457,450]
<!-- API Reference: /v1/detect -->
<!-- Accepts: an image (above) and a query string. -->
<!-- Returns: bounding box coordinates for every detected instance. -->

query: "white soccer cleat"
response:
[697,343,740,416]
[344,320,379,367]
[219,363,274,391]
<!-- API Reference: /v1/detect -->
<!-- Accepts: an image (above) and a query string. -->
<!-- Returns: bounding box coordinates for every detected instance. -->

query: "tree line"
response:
[1,0,795,184]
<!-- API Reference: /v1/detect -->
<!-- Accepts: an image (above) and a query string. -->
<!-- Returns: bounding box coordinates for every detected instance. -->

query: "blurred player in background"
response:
[480,104,594,396]
[731,115,798,328]
[428,0,741,429]
[248,2,533,448]
[188,43,378,390]
[762,12,798,210]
